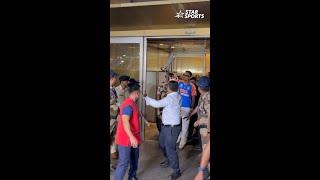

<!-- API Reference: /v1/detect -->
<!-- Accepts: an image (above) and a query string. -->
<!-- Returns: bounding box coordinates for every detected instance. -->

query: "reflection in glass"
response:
[110,43,140,86]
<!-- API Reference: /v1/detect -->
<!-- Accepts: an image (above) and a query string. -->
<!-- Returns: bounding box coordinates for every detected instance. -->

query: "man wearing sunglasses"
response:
[177,70,197,149]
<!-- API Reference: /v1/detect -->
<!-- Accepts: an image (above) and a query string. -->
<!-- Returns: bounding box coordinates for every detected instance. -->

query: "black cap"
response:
[110,70,118,79]
[119,75,130,82]
[128,78,140,85]
[190,77,197,81]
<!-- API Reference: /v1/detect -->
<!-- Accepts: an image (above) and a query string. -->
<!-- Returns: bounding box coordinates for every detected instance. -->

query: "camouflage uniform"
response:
[115,85,129,107]
[197,91,210,148]
[110,86,119,154]
[196,91,210,178]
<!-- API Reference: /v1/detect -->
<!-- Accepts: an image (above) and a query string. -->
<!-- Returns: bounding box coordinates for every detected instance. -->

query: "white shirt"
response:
[144,92,180,126]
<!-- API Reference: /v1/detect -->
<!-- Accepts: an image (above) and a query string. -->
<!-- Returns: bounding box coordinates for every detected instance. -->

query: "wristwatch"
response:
[198,166,206,172]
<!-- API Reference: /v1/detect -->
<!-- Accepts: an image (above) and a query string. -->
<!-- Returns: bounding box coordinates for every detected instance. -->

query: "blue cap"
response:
[197,76,210,89]
[110,70,118,79]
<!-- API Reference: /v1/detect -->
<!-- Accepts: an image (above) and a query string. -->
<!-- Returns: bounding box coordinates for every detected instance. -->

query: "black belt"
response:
[162,124,181,128]
[199,124,208,129]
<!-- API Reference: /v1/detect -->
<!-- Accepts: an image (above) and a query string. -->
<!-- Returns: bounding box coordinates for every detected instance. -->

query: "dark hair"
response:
[185,71,192,77]
[190,77,196,81]
[119,75,130,83]
[169,73,174,77]
[128,83,140,94]
[168,81,179,92]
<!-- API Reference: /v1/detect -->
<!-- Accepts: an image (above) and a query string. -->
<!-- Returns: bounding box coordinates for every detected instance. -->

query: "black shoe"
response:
[168,172,181,179]
[110,165,116,172]
[128,177,138,180]
[160,160,169,168]
[160,163,169,168]
[160,160,168,165]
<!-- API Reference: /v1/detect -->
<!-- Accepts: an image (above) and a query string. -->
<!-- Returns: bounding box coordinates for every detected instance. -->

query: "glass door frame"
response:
[110,36,210,141]
[142,35,210,140]
[110,37,145,140]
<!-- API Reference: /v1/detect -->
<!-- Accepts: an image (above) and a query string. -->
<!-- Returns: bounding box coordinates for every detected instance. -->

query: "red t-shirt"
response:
[115,98,141,147]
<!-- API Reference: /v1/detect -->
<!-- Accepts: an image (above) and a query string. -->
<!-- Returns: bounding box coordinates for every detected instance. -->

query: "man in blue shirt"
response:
[177,71,197,149]
[144,81,182,180]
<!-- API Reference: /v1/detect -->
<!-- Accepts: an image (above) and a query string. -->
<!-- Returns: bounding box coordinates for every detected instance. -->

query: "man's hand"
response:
[194,171,203,180]
[194,120,200,127]
[129,135,138,148]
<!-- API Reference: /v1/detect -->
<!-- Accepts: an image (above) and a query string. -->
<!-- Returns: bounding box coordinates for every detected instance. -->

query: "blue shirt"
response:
[144,92,180,125]
[178,82,192,108]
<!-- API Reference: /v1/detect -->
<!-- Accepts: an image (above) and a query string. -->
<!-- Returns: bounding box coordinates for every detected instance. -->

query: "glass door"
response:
[110,37,145,140]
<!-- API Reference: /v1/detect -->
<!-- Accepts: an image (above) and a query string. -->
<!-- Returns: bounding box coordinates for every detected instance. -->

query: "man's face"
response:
[134,91,140,101]
[122,80,129,88]
[198,86,204,94]
[182,73,190,82]
[110,77,116,86]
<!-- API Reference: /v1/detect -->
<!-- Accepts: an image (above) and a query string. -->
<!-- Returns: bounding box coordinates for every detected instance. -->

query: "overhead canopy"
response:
[110,1,210,31]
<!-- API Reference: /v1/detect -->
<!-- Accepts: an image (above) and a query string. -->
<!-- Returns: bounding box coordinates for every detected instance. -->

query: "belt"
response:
[162,124,181,128]
[199,124,208,129]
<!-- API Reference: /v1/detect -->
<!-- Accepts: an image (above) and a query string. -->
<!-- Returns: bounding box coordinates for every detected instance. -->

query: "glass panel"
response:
[110,43,140,86]
[147,38,210,76]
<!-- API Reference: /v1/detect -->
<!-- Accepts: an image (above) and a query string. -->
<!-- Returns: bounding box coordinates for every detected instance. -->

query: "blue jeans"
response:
[114,145,139,180]
[159,125,181,175]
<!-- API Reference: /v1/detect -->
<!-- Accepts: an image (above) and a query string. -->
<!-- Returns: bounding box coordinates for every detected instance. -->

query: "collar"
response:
[167,92,178,96]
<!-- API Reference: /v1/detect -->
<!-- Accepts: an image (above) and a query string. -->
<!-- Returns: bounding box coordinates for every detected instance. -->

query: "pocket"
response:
[172,127,181,137]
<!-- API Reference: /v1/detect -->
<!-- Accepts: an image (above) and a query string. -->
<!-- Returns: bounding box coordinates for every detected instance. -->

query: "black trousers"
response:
[156,116,162,133]
[159,125,181,175]
[188,114,198,139]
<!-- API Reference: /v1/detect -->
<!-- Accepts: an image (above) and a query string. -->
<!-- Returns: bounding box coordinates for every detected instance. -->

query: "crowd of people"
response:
[110,70,211,180]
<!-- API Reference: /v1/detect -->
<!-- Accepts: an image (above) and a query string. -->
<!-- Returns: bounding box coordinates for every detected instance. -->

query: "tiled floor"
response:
[110,140,202,180]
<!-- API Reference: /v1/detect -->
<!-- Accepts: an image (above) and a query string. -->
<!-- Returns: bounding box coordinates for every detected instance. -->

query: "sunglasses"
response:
[183,74,190,77]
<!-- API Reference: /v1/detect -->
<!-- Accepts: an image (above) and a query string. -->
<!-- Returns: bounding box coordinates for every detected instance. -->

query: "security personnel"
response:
[115,75,130,106]
[110,70,119,165]
[190,76,210,179]
[190,76,210,148]
[144,81,182,180]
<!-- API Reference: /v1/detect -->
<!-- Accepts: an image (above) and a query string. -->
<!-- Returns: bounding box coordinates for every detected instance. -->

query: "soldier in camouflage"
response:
[115,75,130,107]
[190,76,210,179]
[110,70,119,171]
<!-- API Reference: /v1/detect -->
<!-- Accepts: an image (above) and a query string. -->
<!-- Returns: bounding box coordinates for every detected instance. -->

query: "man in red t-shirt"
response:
[114,80,141,180]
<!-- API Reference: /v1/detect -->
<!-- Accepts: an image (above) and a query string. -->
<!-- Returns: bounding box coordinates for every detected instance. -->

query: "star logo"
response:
[175,10,184,18]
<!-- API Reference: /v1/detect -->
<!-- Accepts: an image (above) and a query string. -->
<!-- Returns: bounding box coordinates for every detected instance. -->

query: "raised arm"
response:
[144,96,170,108]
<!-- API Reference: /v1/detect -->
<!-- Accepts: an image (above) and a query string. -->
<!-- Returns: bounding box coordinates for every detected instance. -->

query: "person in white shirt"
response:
[143,81,182,180]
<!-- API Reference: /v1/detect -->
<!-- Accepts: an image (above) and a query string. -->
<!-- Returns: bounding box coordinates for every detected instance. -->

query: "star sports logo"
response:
[175,10,205,19]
